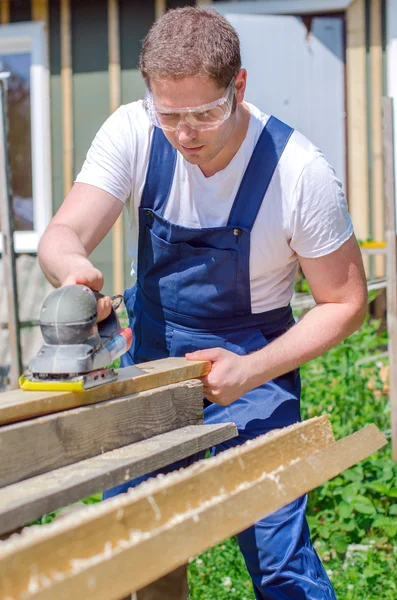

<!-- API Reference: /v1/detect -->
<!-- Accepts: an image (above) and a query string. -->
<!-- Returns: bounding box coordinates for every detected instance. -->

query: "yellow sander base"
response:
[19,368,117,392]
[19,375,86,392]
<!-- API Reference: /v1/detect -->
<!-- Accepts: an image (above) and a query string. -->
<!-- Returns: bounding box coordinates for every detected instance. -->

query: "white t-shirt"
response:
[76,101,353,313]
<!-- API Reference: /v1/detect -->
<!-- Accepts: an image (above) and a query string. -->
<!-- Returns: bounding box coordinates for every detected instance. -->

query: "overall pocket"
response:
[141,226,238,318]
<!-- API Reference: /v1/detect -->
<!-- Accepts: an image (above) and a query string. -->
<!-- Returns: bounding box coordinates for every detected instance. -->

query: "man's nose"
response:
[176,123,197,144]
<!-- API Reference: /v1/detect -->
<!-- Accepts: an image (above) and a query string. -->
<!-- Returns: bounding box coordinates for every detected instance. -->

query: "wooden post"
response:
[61,0,73,196]
[155,0,166,19]
[108,0,124,295]
[0,73,23,388]
[0,0,9,24]
[371,0,385,278]
[32,0,49,23]
[382,97,397,461]
[346,0,369,258]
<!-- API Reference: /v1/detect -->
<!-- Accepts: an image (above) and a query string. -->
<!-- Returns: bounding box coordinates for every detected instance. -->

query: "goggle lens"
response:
[156,106,227,131]
[143,80,235,132]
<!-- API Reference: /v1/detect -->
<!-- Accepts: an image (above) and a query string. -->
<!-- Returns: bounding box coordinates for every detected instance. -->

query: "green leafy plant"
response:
[189,318,397,599]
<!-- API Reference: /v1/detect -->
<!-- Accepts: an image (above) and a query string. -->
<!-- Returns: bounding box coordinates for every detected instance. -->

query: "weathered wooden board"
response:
[0,421,385,600]
[1,416,386,600]
[0,357,211,425]
[0,380,205,488]
[0,423,237,536]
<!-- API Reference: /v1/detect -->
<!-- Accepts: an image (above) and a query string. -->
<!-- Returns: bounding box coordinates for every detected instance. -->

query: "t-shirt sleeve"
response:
[75,106,132,202]
[289,151,354,258]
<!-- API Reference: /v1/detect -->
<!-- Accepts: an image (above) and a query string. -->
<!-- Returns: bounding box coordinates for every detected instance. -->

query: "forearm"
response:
[246,301,366,389]
[38,224,93,288]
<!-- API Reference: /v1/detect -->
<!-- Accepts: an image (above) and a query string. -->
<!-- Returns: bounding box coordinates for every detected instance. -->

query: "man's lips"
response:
[180,144,204,154]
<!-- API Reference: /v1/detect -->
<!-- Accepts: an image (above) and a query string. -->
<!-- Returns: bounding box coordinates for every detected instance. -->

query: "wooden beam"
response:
[382,97,397,462]
[155,0,166,19]
[0,423,237,536]
[371,0,385,277]
[32,0,49,23]
[0,379,205,488]
[108,0,124,296]
[108,0,120,113]
[61,0,73,195]
[0,0,9,24]
[0,357,210,425]
[346,0,369,246]
[0,418,386,600]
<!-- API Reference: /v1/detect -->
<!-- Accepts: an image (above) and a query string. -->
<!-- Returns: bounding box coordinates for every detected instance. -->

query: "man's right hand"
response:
[37,183,124,323]
[62,268,112,322]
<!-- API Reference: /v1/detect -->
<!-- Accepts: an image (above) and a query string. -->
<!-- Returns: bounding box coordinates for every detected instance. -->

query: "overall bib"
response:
[104,118,336,600]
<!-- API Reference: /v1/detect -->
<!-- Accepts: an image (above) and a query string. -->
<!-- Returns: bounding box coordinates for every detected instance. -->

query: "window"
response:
[0,21,51,252]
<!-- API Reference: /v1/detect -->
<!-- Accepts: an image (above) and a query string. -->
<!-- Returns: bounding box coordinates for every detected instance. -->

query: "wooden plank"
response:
[32,0,49,23]
[0,0,9,24]
[382,97,397,462]
[346,0,369,248]
[61,0,73,195]
[108,0,121,114]
[0,423,237,536]
[0,418,386,600]
[371,0,385,278]
[0,379,204,488]
[0,357,211,425]
[155,0,166,19]
[108,0,124,296]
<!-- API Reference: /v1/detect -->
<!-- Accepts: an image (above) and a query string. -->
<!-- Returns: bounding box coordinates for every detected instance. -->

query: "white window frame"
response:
[0,21,51,253]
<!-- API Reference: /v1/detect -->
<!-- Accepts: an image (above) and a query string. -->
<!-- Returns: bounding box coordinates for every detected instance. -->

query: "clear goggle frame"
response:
[143,79,235,132]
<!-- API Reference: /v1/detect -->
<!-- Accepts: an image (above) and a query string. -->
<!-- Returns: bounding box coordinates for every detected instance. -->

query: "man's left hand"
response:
[185,348,252,405]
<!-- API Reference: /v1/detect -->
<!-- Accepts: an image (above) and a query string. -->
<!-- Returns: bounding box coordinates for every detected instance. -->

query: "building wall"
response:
[1,0,390,291]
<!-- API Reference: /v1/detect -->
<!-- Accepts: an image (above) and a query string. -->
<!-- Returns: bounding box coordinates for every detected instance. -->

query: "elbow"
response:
[354,305,367,331]
[37,226,54,265]
[350,292,368,333]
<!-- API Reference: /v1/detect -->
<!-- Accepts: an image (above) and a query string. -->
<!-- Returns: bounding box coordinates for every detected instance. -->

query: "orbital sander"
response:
[19,284,132,392]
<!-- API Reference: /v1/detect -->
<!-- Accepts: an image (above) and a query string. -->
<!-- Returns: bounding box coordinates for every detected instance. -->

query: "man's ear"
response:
[235,68,247,104]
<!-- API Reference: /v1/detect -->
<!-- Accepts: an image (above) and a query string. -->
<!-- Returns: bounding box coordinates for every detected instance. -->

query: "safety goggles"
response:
[143,79,235,132]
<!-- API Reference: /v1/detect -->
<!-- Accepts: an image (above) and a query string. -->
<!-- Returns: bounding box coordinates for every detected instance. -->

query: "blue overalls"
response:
[103,117,336,600]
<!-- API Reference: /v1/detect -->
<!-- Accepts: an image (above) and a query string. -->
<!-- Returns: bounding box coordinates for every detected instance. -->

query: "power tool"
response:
[19,284,132,392]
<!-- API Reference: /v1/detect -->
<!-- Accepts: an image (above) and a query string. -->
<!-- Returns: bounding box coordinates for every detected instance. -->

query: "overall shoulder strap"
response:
[227,116,294,229]
[140,127,177,213]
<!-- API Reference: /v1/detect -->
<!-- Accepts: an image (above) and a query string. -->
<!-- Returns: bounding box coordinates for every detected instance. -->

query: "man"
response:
[38,7,367,599]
